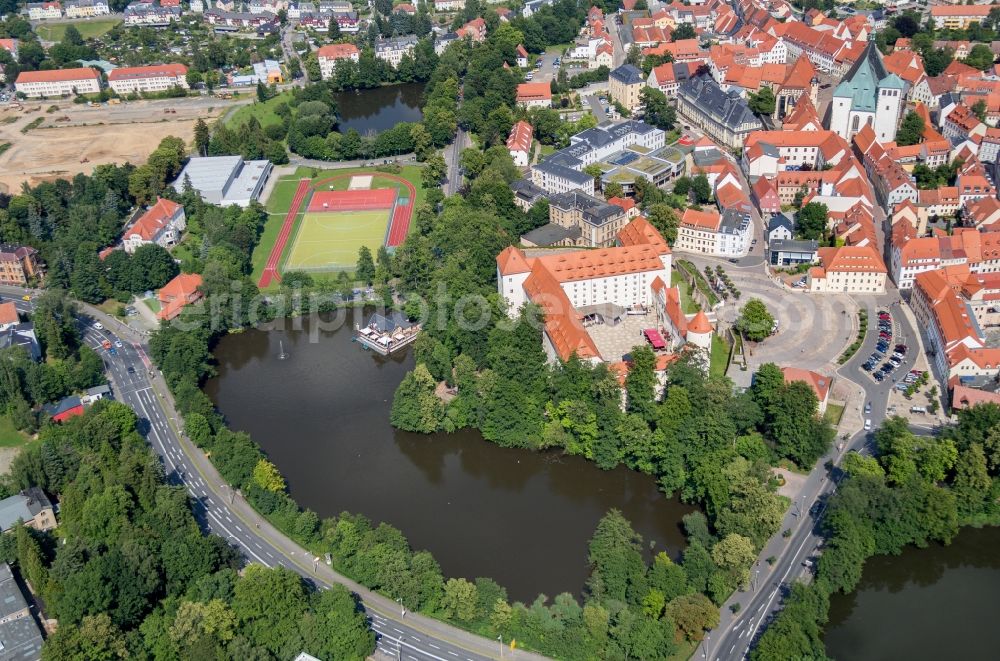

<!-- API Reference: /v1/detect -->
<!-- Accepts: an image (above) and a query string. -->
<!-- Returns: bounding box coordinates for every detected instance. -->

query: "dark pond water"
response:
[824,525,1000,660]
[203,308,694,602]
[333,83,425,136]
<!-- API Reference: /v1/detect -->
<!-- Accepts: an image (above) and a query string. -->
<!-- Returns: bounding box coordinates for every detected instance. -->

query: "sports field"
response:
[284,209,391,271]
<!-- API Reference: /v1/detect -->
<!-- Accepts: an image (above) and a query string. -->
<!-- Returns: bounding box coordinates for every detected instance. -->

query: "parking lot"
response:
[860,309,914,386]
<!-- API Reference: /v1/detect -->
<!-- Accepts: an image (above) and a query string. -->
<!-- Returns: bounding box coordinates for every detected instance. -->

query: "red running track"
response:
[311,173,417,249]
[258,178,311,289]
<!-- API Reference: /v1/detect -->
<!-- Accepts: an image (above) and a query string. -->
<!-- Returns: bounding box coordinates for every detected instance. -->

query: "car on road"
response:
[101,340,112,349]
[864,419,872,431]
[127,365,135,374]
[21,295,30,301]
[93,322,103,330]
[115,340,123,348]
[108,348,118,356]
[864,402,871,414]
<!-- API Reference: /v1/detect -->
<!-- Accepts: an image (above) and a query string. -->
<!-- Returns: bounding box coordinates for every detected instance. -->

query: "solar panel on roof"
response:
[611,151,639,166]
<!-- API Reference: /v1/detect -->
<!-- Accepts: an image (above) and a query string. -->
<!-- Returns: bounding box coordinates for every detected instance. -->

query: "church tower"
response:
[828,41,905,144]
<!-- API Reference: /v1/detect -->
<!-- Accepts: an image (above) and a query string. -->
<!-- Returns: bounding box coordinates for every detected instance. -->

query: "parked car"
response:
[864,402,872,414]
[864,419,872,431]
[862,361,874,371]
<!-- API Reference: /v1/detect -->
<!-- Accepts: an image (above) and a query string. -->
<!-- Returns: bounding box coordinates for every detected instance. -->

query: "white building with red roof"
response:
[781,366,832,413]
[497,217,672,364]
[15,67,101,98]
[807,245,887,293]
[516,82,552,109]
[317,43,359,80]
[109,63,188,94]
[122,198,186,254]
[507,120,533,168]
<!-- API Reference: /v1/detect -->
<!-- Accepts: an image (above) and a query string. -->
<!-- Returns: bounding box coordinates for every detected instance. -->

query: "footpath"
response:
[72,297,548,661]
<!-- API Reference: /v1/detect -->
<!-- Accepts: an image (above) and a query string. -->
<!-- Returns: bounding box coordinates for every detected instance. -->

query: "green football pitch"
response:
[284,210,390,271]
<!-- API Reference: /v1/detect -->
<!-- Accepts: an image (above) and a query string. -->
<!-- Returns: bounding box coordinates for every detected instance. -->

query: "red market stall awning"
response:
[643,328,666,350]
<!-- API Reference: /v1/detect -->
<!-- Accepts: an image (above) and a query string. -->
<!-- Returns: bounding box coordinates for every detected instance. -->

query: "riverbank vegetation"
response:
[0,404,375,659]
[752,409,1000,659]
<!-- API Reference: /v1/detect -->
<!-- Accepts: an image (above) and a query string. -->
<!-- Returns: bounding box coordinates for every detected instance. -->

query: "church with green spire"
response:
[828,41,906,144]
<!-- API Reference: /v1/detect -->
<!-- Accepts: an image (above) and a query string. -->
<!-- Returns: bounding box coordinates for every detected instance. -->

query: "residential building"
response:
[158,272,204,321]
[64,0,110,17]
[0,563,44,660]
[511,179,548,211]
[829,42,904,143]
[781,367,832,413]
[15,67,101,98]
[108,63,189,94]
[44,395,84,423]
[807,244,887,293]
[507,120,533,168]
[0,245,41,285]
[497,217,672,363]
[531,120,664,194]
[674,207,752,257]
[516,82,552,109]
[171,155,272,207]
[0,488,55,533]
[538,189,629,247]
[122,198,186,253]
[26,1,62,19]
[374,35,418,68]
[930,5,995,30]
[769,238,819,266]
[456,17,486,42]
[767,213,795,243]
[608,63,644,111]
[515,44,529,68]
[124,1,182,25]
[0,323,40,361]
[677,75,763,149]
[317,43,359,79]
[0,302,18,332]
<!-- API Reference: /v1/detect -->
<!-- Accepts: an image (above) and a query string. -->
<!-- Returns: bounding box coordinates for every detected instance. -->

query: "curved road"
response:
[706,291,924,661]
[3,286,544,661]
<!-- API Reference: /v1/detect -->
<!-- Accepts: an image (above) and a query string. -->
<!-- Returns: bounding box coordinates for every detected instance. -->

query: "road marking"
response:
[412,636,420,642]
[731,644,736,654]
[393,628,404,634]
[206,511,271,567]
[429,644,440,650]
[376,632,452,661]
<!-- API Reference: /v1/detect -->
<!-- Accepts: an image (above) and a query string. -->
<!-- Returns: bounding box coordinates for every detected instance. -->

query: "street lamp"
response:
[498,635,503,658]
[397,597,405,618]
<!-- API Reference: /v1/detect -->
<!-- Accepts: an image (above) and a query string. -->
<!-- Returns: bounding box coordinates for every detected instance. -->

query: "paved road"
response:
[444,126,469,196]
[707,290,923,661]
[2,286,545,661]
[584,94,607,123]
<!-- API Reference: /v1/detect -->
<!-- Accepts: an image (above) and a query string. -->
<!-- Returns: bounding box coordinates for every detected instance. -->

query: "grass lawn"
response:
[824,402,846,426]
[285,209,391,271]
[710,334,731,379]
[678,260,720,307]
[35,18,121,41]
[0,416,31,448]
[143,298,161,314]
[225,91,294,129]
[253,165,425,286]
[671,271,702,314]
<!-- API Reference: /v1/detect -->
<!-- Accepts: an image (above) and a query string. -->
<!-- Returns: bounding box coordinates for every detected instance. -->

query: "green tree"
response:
[441,578,479,622]
[625,345,657,420]
[252,459,286,492]
[748,87,776,116]
[640,86,676,130]
[646,203,679,244]
[973,98,988,123]
[672,24,696,41]
[422,153,447,189]
[355,246,376,285]
[691,174,712,204]
[736,298,774,342]
[964,43,995,71]
[587,510,646,602]
[711,533,756,589]
[665,592,718,641]
[796,202,828,240]
[194,118,210,156]
[896,110,925,146]
[390,363,443,433]
[952,443,991,514]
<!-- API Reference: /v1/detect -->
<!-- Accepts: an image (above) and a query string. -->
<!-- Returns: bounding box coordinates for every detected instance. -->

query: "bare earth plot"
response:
[0,97,238,193]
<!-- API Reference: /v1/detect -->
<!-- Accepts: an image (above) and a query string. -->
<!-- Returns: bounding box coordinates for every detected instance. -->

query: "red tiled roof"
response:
[126,198,182,242]
[516,82,551,102]
[781,366,831,403]
[317,43,359,59]
[0,302,18,326]
[108,63,187,81]
[16,67,99,84]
